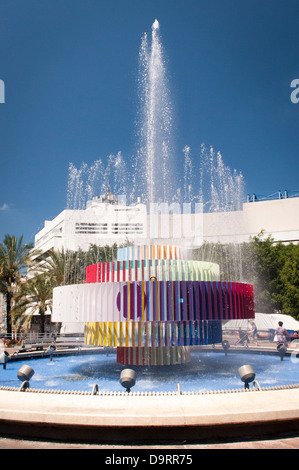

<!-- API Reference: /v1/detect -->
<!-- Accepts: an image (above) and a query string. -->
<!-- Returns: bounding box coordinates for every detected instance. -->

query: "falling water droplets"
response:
[65,20,246,280]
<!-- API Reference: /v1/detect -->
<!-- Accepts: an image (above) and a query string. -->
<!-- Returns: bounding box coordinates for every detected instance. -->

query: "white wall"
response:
[34,196,299,255]
[203,197,299,244]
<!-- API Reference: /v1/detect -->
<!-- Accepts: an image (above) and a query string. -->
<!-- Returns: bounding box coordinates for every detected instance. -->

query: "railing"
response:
[247,190,299,203]
[0,332,85,352]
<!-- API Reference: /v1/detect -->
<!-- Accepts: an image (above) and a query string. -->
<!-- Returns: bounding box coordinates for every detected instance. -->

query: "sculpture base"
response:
[116,346,191,366]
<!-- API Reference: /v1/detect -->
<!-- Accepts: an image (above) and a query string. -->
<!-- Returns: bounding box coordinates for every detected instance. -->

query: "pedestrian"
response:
[274,321,288,346]
[248,321,258,346]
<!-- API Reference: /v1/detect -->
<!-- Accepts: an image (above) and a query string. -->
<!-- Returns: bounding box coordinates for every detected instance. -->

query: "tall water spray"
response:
[66,152,129,210]
[66,20,245,212]
[65,19,246,282]
[136,19,174,205]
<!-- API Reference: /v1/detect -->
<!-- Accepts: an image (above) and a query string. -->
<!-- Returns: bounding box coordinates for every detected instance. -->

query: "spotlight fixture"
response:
[46,343,56,361]
[17,365,35,382]
[120,368,136,393]
[277,343,287,361]
[222,340,230,355]
[47,343,56,352]
[17,365,35,391]
[238,364,255,389]
[0,350,10,369]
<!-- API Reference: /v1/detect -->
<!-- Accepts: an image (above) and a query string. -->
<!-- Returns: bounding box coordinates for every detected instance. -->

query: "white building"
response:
[35,194,147,254]
[203,196,299,245]
[34,194,299,255]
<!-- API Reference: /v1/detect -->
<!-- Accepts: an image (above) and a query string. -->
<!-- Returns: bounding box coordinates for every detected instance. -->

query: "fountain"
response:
[53,20,254,366]
[1,350,299,393]
[53,243,254,366]
[0,20,298,445]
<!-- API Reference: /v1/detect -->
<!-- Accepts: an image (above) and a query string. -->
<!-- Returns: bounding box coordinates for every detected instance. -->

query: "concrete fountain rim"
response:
[0,346,298,443]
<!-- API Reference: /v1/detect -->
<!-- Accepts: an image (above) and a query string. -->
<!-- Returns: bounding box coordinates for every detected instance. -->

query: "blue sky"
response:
[0,0,299,244]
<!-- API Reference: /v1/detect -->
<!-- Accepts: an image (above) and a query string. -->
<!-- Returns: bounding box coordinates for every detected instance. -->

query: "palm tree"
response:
[11,273,53,334]
[0,235,34,334]
[42,248,86,286]
[86,243,118,265]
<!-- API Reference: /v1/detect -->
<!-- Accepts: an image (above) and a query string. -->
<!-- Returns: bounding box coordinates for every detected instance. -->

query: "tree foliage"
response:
[194,232,299,319]
[0,235,34,333]
[11,273,53,333]
[0,240,119,332]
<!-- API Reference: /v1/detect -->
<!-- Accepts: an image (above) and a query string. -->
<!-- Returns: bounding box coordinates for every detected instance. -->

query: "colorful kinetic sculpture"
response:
[52,244,255,366]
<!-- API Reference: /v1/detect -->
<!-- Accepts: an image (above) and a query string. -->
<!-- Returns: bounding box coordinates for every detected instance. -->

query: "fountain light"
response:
[17,364,35,381]
[120,369,136,393]
[222,340,230,356]
[46,343,56,361]
[17,365,35,392]
[0,350,10,370]
[238,364,255,389]
[277,343,288,361]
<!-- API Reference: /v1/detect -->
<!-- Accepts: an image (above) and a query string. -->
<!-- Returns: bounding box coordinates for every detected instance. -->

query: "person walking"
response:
[274,321,288,346]
[248,321,258,346]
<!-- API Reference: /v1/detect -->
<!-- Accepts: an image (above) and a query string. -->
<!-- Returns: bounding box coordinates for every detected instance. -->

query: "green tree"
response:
[278,244,299,318]
[241,233,287,312]
[41,248,86,286]
[0,235,34,334]
[11,273,53,334]
[86,243,118,265]
[193,234,299,319]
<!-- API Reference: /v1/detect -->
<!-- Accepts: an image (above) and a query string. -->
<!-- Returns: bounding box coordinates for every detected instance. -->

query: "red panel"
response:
[86,264,97,283]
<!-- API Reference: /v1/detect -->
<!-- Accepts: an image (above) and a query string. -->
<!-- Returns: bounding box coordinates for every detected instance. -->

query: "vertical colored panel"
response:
[232,283,238,319]
[123,283,128,320]
[160,281,164,321]
[212,282,218,319]
[198,282,203,320]
[236,283,242,318]
[173,282,178,321]
[193,282,200,321]
[131,282,135,320]
[216,282,222,320]
[206,282,213,320]
[227,282,233,319]
[221,282,229,320]
[97,263,102,283]
[187,281,194,321]
[180,282,185,321]
[238,284,243,317]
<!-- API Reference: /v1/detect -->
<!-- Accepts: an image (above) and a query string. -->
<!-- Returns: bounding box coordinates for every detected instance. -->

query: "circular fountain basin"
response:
[1,349,298,393]
[0,348,299,443]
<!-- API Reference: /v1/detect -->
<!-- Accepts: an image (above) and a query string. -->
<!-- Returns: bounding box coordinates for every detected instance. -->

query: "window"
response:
[75,222,108,234]
[111,223,143,234]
